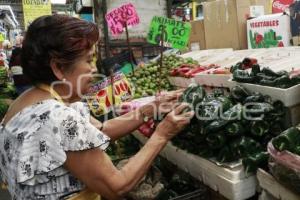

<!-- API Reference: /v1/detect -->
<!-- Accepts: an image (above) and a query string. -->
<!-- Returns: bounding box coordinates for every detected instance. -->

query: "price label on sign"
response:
[147,16,191,49]
[105,3,140,36]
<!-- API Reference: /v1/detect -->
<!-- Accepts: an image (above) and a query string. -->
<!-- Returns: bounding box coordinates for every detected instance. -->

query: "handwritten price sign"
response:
[147,16,191,49]
[105,3,140,36]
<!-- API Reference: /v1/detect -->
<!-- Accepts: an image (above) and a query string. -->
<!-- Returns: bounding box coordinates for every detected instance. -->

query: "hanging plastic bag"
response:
[268,142,300,194]
[117,96,156,137]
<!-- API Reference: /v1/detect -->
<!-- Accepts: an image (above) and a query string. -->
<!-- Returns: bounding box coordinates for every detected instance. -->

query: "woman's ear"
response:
[50,59,64,81]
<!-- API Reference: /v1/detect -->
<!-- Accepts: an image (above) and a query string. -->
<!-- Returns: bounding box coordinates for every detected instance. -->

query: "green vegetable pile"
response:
[272,127,300,155]
[0,67,7,86]
[269,127,300,195]
[172,84,285,174]
[0,67,17,99]
[0,99,9,120]
[126,55,198,98]
[0,82,17,99]
[231,62,300,89]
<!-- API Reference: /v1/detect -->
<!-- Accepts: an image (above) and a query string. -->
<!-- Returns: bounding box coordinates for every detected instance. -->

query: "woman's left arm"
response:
[90,89,182,141]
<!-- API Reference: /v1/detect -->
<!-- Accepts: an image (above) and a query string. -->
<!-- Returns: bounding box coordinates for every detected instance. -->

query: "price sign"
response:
[22,0,52,29]
[105,3,140,36]
[147,16,191,49]
[86,72,132,117]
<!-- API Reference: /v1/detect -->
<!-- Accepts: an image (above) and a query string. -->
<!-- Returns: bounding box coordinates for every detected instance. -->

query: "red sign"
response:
[105,3,140,36]
[272,0,294,13]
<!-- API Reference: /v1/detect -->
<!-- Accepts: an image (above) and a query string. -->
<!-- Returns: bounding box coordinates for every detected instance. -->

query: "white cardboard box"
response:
[247,13,291,49]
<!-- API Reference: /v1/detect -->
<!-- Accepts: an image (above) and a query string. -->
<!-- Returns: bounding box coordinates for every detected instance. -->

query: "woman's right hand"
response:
[155,103,194,141]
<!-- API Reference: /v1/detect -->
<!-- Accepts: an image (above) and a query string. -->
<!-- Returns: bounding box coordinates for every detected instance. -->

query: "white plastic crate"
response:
[257,169,300,200]
[133,132,257,200]
[228,80,300,107]
[194,73,232,88]
[168,76,195,88]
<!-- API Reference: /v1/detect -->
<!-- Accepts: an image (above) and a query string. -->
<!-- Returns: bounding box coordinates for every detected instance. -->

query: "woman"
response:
[9,40,32,95]
[0,15,193,200]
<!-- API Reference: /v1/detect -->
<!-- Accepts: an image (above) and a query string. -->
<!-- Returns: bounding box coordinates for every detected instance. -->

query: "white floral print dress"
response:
[0,100,110,200]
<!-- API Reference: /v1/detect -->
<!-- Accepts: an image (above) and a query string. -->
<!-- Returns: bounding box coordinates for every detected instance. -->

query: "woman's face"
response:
[63,47,97,99]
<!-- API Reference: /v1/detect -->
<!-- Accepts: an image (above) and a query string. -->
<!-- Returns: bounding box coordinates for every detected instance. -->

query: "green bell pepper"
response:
[242,152,269,174]
[217,146,236,163]
[230,62,243,73]
[243,92,265,104]
[204,104,243,133]
[250,64,261,76]
[179,84,206,113]
[272,127,300,152]
[230,85,250,103]
[250,120,270,137]
[261,68,288,77]
[226,122,245,137]
[231,137,263,157]
[206,132,226,149]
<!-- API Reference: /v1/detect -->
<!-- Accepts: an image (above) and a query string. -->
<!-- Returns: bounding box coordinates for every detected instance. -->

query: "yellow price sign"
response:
[22,0,52,29]
[0,33,5,42]
[86,72,133,117]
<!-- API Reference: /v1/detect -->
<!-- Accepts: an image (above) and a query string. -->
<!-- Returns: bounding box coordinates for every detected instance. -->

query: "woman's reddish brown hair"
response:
[22,14,99,84]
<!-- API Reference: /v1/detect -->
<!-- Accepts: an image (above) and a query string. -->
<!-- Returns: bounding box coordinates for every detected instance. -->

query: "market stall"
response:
[121,45,300,199]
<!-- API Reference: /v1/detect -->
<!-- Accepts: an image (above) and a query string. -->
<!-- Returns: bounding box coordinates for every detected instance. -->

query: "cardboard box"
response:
[235,0,271,49]
[292,36,300,46]
[250,5,265,17]
[203,0,240,50]
[189,20,206,51]
[247,13,291,48]
[202,0,271,50]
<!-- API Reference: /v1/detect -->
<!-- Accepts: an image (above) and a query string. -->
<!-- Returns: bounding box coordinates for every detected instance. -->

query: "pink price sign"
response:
[105,3,140,36]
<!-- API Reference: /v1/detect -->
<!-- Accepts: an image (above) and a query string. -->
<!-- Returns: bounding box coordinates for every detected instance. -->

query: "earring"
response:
[62,78,66,82]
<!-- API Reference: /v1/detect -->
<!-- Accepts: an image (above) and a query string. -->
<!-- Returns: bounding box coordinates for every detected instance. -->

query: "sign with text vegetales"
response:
[147,16,191,49]
[105,3,140,36]
[22,0,52,30]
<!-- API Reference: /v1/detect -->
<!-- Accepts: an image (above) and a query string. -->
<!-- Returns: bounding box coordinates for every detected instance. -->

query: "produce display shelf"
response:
[194,73,232,88]
[132,132,257,200]
[228,80,300,107]
[257,169,300,200]
[168,76,194,88]
[180,49,233,63]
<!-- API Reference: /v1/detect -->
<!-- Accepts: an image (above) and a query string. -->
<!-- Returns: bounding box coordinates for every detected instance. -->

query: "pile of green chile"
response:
[172,84,286,174]
[272,127,300,155]
[126,55,198,98]
[231,61,300,89]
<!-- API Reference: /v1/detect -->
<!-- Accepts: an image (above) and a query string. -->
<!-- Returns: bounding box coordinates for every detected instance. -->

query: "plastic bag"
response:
[117,96,156,137]
[268,142,300,194]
